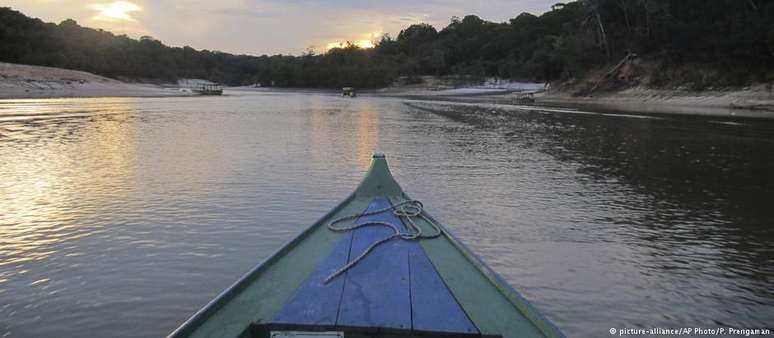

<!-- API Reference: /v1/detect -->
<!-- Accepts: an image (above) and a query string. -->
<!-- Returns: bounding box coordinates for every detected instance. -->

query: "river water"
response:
[0,90,772,337]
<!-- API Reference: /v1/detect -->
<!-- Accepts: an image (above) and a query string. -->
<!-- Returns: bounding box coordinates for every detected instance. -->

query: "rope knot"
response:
[323,199,441,283]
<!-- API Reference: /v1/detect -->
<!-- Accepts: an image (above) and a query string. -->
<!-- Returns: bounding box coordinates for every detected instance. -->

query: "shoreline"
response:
[372,86,774,120]
[0,62,194,99]
[0,89,195,100]
[3,62,774,119]
[535,86,774,119]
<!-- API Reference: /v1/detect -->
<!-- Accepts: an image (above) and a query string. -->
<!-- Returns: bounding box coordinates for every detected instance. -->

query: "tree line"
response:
[1,1,772,89]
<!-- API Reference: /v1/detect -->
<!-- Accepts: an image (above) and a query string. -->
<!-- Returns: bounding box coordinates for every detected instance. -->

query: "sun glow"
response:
[89,1,142,22]
[326,39,375,51]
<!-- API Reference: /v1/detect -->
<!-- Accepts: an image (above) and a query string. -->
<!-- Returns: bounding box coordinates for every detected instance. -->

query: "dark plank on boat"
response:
[336,197,412,330]
[271,231,354,325]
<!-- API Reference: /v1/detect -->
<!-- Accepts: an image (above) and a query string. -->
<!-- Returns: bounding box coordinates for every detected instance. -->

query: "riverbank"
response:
[0,62,192,99]
[376,78,774,119]
[4,62,774,120]
[537,85,774,119]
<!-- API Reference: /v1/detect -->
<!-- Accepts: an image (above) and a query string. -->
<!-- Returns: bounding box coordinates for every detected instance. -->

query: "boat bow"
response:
[169,153,565,338]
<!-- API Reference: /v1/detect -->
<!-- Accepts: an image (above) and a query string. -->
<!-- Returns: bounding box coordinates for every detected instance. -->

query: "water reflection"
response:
[355,101,380,170]
[1,93,773,338]
[0,100,138,269]
[306,98,380,171]
[403,101,774,333]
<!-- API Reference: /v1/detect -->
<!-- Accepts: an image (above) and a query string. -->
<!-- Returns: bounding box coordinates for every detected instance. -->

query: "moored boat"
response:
[168,153,565,338]
[514,93,535,105]
[342,87,357,97]
[193,83,223,95]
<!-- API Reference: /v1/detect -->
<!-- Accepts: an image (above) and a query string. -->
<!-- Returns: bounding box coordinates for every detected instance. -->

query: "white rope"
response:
[324,199,442,283]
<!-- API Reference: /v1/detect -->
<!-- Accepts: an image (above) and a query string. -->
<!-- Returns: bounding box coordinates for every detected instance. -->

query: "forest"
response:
[1,1,773,89]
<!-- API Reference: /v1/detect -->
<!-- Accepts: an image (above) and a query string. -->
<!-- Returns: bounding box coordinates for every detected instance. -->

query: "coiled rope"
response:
[324,199,442,283]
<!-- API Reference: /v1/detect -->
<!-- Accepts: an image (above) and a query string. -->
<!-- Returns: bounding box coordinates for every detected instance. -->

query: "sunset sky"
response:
[2,0,553,55]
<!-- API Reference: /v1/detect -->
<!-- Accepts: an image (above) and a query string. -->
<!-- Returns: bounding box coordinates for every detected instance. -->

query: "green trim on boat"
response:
[390,196,562,338]
[173,155,404,338]
[353,153,404,198]
[175,196,373,338]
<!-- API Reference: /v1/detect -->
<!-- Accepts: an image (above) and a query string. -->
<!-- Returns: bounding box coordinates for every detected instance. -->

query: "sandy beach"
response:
[537,85,774,119]
[0,62,192,99]
[4,62,774,119]
[377,80,774,119]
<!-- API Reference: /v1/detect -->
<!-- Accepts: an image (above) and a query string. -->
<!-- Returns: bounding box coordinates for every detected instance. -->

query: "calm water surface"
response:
[1,90,772,337]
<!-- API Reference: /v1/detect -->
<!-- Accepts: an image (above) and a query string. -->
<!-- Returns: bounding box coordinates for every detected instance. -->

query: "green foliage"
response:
[2,1,773,88]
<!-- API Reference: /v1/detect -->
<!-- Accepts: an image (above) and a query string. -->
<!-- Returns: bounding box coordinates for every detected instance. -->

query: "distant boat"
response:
[342,87,356,97]
[514,93,535,105]
[168,154,565,338]
[192,83,223,95]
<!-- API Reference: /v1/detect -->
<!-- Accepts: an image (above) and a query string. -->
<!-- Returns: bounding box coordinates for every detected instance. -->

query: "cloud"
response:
[88,1,142,22]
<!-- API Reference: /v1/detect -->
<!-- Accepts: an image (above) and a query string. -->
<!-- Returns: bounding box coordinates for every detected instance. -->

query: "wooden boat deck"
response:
[271,197,479,334]
[169,155,564,338]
